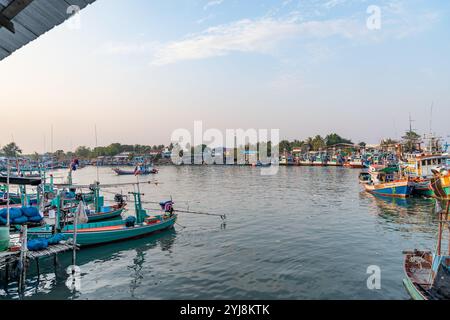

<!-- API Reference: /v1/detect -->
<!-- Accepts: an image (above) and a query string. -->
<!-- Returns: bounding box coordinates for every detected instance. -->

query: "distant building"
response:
[162,148,171,159]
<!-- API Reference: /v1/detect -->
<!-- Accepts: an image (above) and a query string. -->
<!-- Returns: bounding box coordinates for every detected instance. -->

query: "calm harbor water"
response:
[0,165,441,300]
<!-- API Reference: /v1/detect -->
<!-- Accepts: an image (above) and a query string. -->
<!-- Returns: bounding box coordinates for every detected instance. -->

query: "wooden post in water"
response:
[446,200,450,256]
[437,200,449,257]
[72,202,80,268]
[6,159,10,227]
[18,225,28,293]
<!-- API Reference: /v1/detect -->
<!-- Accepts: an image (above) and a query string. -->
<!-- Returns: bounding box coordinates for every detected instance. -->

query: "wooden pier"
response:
[0,241,77,290]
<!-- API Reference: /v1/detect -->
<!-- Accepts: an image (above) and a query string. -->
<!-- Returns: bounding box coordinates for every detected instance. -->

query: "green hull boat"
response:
[28,215,177,247]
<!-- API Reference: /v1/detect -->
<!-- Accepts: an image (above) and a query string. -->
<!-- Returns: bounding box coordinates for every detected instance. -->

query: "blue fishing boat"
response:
[59,184,126,223]
[363,166,413,198]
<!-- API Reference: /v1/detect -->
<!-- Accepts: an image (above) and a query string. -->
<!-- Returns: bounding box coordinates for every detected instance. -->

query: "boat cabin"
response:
[403,154,448,178]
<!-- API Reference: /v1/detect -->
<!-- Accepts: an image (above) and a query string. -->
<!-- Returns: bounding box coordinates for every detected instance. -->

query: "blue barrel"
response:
[0,226,9,252]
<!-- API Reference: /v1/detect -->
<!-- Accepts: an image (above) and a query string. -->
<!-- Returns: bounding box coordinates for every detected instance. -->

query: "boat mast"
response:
[94,125,99,182]
[6,158,10,227]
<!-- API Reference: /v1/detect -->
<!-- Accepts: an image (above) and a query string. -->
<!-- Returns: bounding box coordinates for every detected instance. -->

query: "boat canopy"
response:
[0,176,41,185]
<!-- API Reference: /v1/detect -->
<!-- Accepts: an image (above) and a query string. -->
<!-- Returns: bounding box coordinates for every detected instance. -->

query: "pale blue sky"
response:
[1,0,449,153]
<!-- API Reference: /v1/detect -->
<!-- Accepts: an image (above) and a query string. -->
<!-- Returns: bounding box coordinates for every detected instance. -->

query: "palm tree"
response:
[2,142,22,158]
[312,135,326,151]
[304,137,314,151]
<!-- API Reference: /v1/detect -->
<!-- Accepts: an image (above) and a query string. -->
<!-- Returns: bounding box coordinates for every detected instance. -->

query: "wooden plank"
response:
[2,0,34,20]
[0,11,14,32]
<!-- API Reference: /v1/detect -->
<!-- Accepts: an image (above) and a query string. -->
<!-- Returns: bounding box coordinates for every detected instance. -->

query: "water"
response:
[0,165,442,300]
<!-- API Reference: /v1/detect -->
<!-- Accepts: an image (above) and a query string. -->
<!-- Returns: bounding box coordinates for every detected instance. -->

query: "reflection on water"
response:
[1,230,177,300]
[0,166,443,300]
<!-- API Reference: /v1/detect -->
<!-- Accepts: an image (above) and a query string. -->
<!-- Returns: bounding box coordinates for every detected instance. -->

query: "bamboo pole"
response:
[19,225,28,293]
[437,201,449,256]
[6,159,10,227]
[72,202,80,268]
[446,200,450,256]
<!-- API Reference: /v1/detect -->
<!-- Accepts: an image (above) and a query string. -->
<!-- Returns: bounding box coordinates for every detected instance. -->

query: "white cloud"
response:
[323,0,348,9]
[96,41,158,55]
[204,0,224,11]
[151,17,365,66]
[96,2,441,67]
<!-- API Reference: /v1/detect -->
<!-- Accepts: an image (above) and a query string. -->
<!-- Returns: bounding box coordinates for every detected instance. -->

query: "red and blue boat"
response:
[363,165,414,198]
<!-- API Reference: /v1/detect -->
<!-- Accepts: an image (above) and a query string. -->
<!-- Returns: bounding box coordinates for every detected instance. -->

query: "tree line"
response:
[0,142,168,160]
[278,133,358,153]
[0,129,425,160]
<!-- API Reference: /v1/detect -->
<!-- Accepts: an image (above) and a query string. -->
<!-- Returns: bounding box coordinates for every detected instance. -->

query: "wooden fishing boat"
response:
[410,177,433,197]
[358,171,371,184]
[298,157,312,166]
[403,173,450,300]
[29,215,176,246]
[85,203,126,222]
[431,169,450,199]
[327,155,343,167]
[251,161,271,168]
[0,191,22,204]
[113,167,158,175]
[401,154,448,197]
[364,166,413,198]
[348,158,365,169]
[364,179,413,198]
[29,192,176,247]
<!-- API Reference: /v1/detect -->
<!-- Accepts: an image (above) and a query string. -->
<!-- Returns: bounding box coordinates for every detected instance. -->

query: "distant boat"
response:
[364,179,413,198]
[312,154,328,166]
[113,165,158,175]
[252,161,271,168]
[344,156,366,169]
[327,155,343,166]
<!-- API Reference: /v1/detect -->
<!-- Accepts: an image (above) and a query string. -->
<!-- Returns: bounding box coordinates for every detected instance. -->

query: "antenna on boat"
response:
[51,124,54,154]
[429,101,434,135]
[94,125,99,182]
[408,113,415,134]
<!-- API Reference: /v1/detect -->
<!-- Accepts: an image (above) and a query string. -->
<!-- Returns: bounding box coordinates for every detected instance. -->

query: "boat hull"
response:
[411,179,434,197]
[402,278,426,300]
[87,207,124,222]
[28,215,177,247]
[403,251,432,300]
[113,168,158,175]
[364,181,413,198]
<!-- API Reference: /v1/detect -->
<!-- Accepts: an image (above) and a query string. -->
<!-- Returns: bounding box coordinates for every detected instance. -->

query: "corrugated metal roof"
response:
[0,0,96,61]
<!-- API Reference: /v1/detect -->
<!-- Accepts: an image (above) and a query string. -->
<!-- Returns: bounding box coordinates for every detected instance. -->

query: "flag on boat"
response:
[159,200,174,213]
[70,158,80,171]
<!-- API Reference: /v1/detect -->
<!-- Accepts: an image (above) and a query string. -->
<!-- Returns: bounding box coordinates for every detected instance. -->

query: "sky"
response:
[0,0,449,153]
